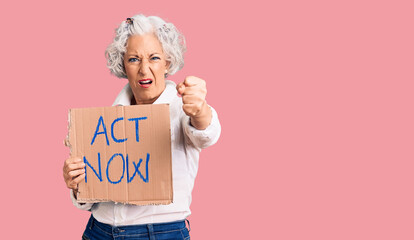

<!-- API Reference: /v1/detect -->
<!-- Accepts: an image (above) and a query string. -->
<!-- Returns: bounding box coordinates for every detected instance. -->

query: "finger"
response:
[65,157,82,164]
[63,157,82,168]
[180,86,207,96]
[68,162,86,171]
[182,95,202,105]
[183,94,207,105]
[63,157,82,170]
[72,173,85,184]
[68,173,85,189]
[68,168,86,178]
[176,82,186,95]
[184,76,201,87]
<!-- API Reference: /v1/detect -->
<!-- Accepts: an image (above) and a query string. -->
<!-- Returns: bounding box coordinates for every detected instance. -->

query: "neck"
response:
[135,99,155,105]
[133,94,161,105]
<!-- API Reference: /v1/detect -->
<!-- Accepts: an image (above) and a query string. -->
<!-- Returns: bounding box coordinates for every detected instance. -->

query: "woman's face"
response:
[124,34,169,104]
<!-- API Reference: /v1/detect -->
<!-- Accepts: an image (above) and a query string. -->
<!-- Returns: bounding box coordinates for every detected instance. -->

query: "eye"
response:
[151,56,160,61]
[128,57,139,62]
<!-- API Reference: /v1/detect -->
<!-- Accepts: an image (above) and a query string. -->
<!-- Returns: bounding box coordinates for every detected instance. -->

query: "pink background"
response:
[1,0,413,239]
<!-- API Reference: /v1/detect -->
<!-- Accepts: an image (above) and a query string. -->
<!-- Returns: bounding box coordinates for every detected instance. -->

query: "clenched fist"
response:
[177,76,212,130]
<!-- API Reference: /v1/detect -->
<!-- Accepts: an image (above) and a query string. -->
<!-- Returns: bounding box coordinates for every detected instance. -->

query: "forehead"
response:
[125,34,164,54]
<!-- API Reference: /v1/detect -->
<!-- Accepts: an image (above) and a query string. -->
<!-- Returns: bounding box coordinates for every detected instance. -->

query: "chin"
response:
[136,93,156,104]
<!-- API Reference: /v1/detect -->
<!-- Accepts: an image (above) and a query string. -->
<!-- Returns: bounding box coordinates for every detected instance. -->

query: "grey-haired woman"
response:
[62,14,221,240]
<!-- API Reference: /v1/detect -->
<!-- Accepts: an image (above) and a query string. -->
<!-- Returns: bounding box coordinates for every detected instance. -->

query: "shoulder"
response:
[112,83,133,106]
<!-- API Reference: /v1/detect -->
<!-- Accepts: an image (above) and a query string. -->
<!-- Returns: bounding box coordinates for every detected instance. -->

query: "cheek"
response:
[124,64,136,77]
[152,63,166,76]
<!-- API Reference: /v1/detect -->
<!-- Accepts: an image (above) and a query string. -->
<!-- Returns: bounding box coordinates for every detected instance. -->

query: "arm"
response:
[177,76,221,149]
[181,105,221,149]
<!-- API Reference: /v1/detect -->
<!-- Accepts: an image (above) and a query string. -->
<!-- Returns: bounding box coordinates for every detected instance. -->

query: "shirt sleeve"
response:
[181,105,221,150]
[70,189,94,211]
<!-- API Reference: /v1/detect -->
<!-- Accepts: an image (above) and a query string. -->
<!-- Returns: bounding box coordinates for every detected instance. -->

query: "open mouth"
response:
[138,79,153,88]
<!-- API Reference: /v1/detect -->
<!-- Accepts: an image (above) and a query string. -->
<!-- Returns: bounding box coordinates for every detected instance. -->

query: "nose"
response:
[138,59,150,76]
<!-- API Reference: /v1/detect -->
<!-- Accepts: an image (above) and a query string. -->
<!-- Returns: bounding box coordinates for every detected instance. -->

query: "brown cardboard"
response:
[67,104,173,205]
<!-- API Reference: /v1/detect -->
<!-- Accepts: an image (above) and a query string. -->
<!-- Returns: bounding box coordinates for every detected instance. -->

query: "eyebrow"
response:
[125,52,161,56]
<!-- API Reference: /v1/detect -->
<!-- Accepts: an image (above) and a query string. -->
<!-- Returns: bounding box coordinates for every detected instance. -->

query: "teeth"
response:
[140,80,152,84]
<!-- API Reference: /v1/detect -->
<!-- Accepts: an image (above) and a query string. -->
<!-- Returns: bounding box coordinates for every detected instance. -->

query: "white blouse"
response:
[70,80,221,226]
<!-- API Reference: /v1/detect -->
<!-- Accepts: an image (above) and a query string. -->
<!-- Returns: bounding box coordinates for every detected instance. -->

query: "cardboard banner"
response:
[67,104,173,205]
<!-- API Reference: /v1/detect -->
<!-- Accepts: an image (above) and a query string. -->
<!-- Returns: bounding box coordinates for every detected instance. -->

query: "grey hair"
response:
[105,14,186,79]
